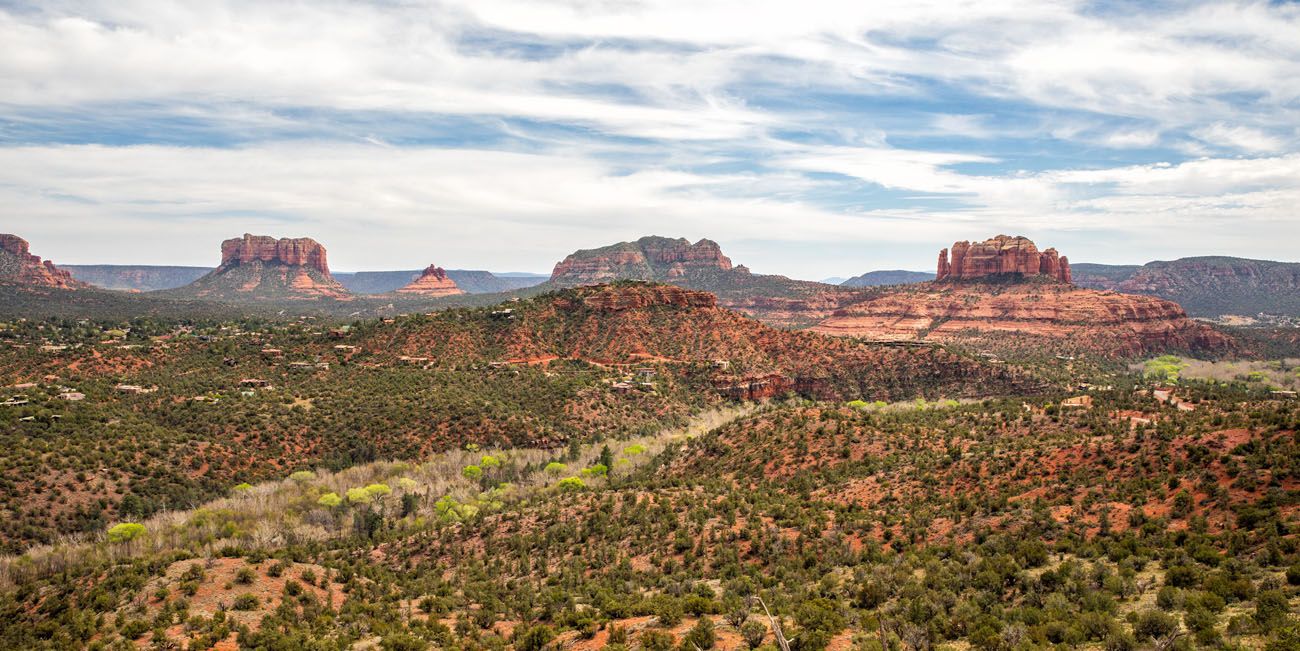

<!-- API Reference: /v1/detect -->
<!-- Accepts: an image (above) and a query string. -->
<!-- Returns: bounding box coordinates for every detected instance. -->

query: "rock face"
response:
[220,234,331,275]
[937,235,1071,283]
[550,236,733,285]
[0,234,87,289]
[810,282,1233,357]
[394,264,465,297]
[564,283,718,312]
[171,234,351,301]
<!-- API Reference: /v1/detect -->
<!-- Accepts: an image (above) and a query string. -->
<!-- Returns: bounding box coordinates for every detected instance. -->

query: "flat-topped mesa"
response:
[0,234,86,289]
[550,236,734,285]
[220,234,331,275]
[936,235,1072,283]
[395,264,464,297]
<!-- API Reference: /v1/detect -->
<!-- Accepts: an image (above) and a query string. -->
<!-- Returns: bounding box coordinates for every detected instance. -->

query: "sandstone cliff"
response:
[394,264,465,297]
[937,235,1071,283]
[169,234,352,301]
[811,282,1233,357]
[1073,257,1300,317]
[550,236,734,285]
[0,234,87,289]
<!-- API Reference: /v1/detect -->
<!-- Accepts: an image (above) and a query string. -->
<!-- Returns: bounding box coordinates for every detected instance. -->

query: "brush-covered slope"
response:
[358,281,1041,400]
[1074,257,1300,317]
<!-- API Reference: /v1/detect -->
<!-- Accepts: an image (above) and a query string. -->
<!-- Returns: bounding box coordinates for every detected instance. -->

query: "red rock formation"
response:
[550,236,733,285]
[810,282,1233,357]
[176,233,352,300]
[0,234,87,289]
[936,235,1071,283]
[560,283,718,312]
[395,264,464,297]
[220,234,331,275]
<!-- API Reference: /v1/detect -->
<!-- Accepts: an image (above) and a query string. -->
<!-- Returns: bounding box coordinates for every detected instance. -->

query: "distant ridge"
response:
[840,270,933,287]
[1073,256,1300,317]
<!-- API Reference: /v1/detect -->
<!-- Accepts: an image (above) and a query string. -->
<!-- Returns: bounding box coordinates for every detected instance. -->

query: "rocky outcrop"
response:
[811,282,1234,357]
[169,234,352,301]
[1074,257,1300,317]
[550,236,733,285]
[936,235,1071,283]
[0,234,87,289]
[557,283,718,312]
[394,264,464,297]
[220,234,330,275]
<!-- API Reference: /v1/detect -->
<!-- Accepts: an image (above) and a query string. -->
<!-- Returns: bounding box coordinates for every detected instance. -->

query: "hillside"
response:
[1,378,1296,650]
[840,269,934,287]
[1073,257,1300,317]
[0,282,1036,552]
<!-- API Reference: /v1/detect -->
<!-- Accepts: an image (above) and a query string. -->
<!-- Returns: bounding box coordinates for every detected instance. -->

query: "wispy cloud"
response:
[0,0,1297,275]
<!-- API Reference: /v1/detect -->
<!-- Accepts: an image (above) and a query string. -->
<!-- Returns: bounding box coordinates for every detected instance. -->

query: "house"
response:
[1271,390,1297,399]
[260,348,284,358]
[612,381,635,394]
[399,356,430,365]
[288,361,316,371]
[333,345,356,352]
[2,397,29,407]
[491,309,515,320]
[329,326,352,338]
[114,384,156,394]
[634,368,656,380]
[1061,395,1093,409]
[711,360,730,370]
[240,378,271,388]
[40,344,68,353]
[58,392,85,401]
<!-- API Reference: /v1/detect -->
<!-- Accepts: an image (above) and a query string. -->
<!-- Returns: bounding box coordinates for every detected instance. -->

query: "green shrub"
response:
[106,522,145,544]
[317,492,342,507]
[232,594,260,610]
[558,476,585,491]
[462,465,483,479]
[544,462,568,474]
[683,617,717,650]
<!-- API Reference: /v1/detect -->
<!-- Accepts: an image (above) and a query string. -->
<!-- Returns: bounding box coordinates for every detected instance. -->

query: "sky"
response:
[1,1,1298,278]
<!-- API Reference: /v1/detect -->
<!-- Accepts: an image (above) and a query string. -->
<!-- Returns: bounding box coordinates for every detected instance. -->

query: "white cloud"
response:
[1193,123,1286,154]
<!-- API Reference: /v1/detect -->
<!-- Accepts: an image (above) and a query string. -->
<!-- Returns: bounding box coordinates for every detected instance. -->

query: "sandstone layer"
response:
[0,234,87,289]
[394,265,464,297]
[220,234,331,275]
[550,236,733,285]
[175,234,352,300]
[937,235,1071,283]
[811,282,1233,357]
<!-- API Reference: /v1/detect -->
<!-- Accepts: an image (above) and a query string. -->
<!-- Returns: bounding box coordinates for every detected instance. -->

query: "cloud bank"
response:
[1,0,1297,275]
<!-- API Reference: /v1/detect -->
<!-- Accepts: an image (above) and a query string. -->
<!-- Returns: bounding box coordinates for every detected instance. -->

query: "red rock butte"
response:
[937,235,1071,283]
[220,234,331,275]
[550,236,734,285]
[0,234,86,289]
[395,264,464,297]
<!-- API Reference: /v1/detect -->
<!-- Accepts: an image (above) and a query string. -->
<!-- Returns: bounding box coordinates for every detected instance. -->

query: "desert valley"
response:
[3,1,1300,649]
[0,229,1298,651]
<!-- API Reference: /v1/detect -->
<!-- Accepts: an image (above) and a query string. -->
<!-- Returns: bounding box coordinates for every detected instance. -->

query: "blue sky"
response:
[1,0,1297,277]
